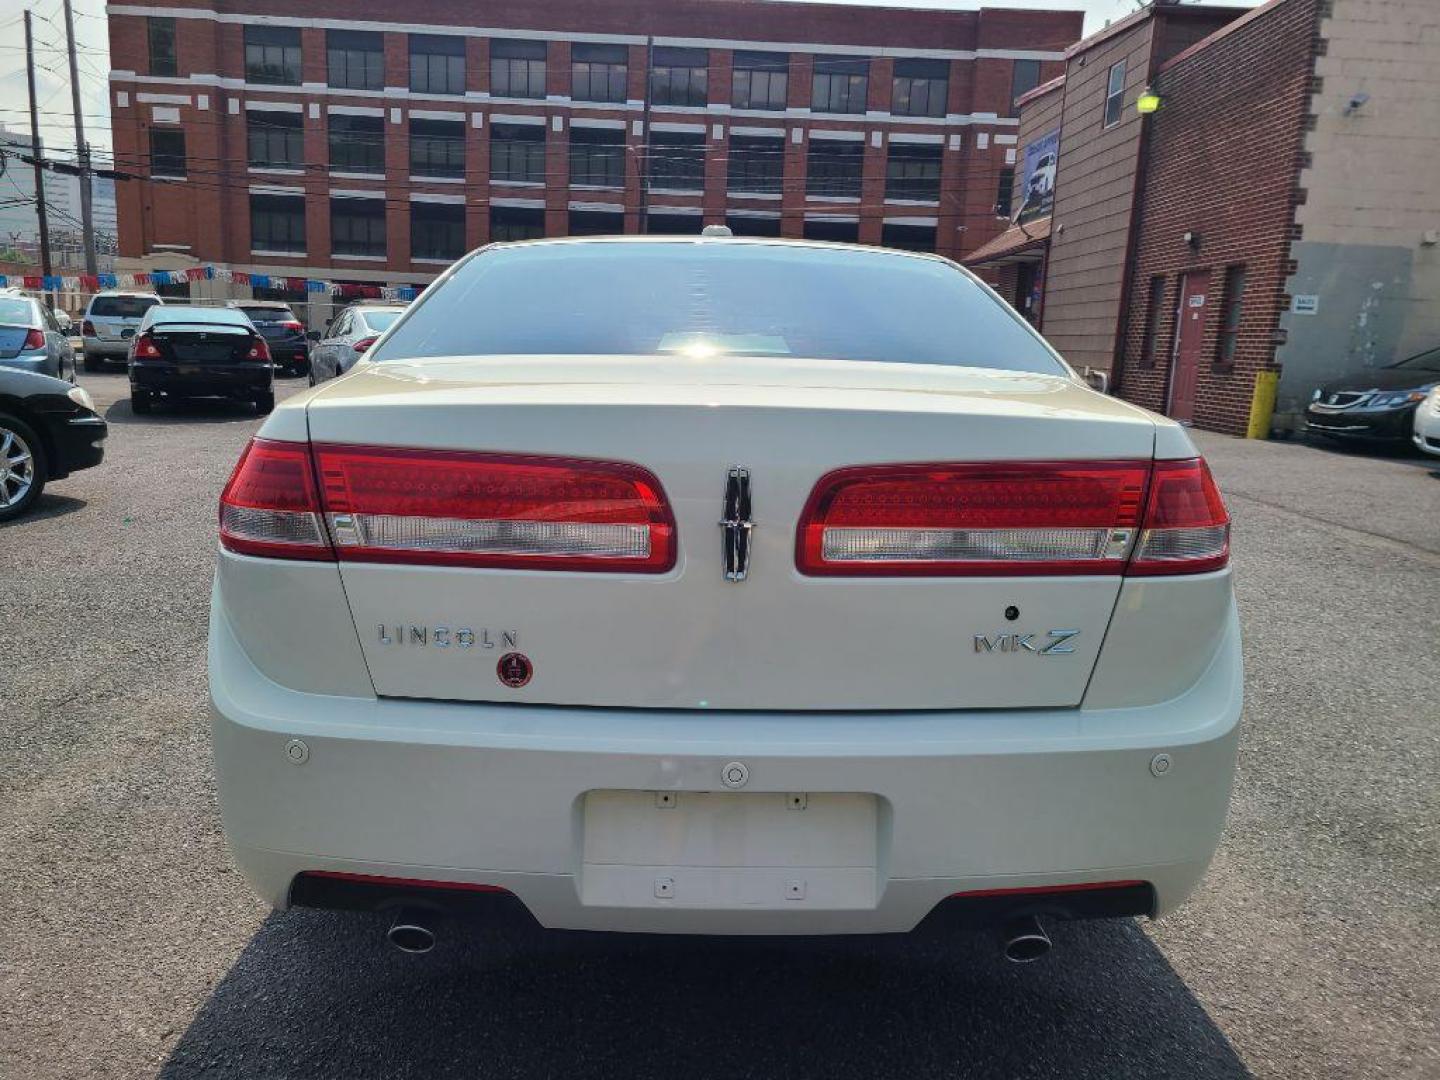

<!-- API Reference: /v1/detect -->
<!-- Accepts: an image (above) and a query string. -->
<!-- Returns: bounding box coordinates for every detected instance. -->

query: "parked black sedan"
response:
[0,366,107,521]
[128,305,275,414]
[1305,346,1440,443]
[227,300,310,377]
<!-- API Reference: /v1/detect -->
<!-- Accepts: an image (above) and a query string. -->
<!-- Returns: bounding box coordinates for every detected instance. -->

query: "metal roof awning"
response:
[964,217,1052,268]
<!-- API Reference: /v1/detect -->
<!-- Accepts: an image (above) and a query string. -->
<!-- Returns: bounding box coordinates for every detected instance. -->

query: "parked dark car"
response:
[1305,346,1440,443]
[0,366,107,521]
[128,305,275,415]
[228,301,310,377]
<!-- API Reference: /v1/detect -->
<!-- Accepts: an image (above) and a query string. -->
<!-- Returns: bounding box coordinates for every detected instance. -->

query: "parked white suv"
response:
[210,237,1240,960]
[82,290,162,370]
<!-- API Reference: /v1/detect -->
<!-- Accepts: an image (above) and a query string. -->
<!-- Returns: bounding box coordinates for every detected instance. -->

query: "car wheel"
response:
[254,391,275,415]
[131,390,154,415]
[307,371,316,387]
[0,412,48,522]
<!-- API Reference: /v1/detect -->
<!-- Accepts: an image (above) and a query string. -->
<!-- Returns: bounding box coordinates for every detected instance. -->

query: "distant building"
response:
[970,0,1440,437]
[105,0,1081,308]
[0,124,119,268]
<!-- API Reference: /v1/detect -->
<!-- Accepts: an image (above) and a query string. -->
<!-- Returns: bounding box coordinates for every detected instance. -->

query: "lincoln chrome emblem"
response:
[719,466,754,582]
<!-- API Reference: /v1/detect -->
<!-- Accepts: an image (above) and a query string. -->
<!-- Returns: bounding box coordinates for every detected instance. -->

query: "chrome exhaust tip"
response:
[387,908,436,955]
[1001,914,1052,963]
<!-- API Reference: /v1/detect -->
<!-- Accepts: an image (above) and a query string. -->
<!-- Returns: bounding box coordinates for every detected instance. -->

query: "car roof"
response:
[475,233,954,267]
[231,300,293,307]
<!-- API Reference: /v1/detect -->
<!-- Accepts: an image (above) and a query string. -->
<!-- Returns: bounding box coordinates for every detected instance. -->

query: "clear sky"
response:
[0,0,1261,168]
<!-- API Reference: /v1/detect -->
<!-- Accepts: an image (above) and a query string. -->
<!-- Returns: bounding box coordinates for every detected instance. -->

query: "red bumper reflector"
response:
[299,870,510,893]
[947,879,1147,899]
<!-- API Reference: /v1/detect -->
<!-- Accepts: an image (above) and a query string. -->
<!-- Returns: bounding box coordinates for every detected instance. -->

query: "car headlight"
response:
[1371,390,1426,408]
[66,384,94,411]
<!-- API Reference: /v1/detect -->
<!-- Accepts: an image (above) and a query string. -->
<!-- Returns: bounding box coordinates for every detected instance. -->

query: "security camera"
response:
[1343,91,1369,115]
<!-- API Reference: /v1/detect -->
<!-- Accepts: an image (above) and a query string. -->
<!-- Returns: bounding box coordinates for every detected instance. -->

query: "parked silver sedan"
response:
[308,302,407,385]
[0,291,77,382]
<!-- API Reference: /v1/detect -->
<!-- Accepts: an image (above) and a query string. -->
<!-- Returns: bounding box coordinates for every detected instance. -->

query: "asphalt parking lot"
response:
[1,372,1437,1079]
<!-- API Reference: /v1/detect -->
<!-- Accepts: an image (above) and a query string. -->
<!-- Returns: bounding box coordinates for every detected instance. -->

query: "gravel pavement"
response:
[1,374,1436,1079]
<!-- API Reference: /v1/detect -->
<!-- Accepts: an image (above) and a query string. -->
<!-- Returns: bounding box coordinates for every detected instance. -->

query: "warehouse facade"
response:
[105,0,1080,300]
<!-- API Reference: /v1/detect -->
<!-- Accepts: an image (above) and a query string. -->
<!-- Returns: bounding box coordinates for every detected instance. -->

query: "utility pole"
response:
[62,0,97,275]
[24,10,54,303]
[637,35,653,234]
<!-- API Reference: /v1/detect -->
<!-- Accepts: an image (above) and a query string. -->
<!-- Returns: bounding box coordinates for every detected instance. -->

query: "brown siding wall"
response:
[1039,20,1157,375]
[1116,0,1320,435]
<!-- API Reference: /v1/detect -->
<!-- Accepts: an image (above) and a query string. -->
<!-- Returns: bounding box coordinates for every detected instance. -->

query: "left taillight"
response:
[23,329,45,350]
[219,439,333,560]
[313,445,675,572]
[132,332,162,359]
[246,336,272,362]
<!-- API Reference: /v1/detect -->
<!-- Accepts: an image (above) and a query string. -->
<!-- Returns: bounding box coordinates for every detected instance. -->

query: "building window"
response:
[491,123,546,184]
[245,25,301,86]
[148,17,177,77]
[881,223,936,252]
[329,114,385,173]
[491,39,546,99]
[892,59,948,118]
[1141,275,1166,367]
[410,118,465,178]
[411,201,465,260]
[886,144,942,201]
[331,197,386,257]
[732,51,788,111]
[803,219,859,243]
[328,30,384,91]
[650,47,708,107]
[1103,60,1126,128]
[247,110,304,169]
[148,129,186,179]
[648,131,705,191]
[726,214,781,237]
[568,210,625,236]
[728,134,784,195]
[806,139,864,199]
[572,43,627,103]
[490,205,545,242]
[645,213,703,235]
[250,194,305,253]
[569,127,625,188]
[812,56,869,114]
[1010,59,1041,114]
[1216,266,1246,367]
[410,34,465,95]
[995,165,1015,218]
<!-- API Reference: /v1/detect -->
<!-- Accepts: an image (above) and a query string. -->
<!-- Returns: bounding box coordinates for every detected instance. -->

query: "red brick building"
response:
[105,0,1080,300]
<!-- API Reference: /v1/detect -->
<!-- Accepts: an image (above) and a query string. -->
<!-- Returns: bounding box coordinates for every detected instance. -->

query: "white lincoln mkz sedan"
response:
[209,235,1240,961]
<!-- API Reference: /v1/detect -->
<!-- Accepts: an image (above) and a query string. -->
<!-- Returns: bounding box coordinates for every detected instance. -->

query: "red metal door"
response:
[1168,270,1210,423]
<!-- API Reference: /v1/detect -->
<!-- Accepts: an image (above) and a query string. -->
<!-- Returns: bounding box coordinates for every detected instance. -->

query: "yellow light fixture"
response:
[1137,89,1161,115]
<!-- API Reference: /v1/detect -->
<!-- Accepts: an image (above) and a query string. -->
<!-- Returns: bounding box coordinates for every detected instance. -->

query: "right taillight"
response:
[219,439,332,560]
[1127,457,1230,575]
[82,320,95,336]
[218,439,675,572]
[351,336,377,354]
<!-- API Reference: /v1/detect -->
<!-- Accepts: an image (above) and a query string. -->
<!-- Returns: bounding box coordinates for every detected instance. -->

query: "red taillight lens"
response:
[23,328,45,350]
[219,439,332,560]
[82,319,96,336]
[132,333,162,359]
[281,320,304,332]
[1127,458,1229,575]
[797,461,1151,576]
[312,445,676,572]
[351,336,377,354]
[796,457,1229,577]
[246,337,272,362]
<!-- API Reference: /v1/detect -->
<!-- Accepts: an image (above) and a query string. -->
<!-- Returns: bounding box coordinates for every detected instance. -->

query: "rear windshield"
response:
[90,295,160,319]
[150,306,252,328]
[370,242,1068,375]
[238,306,296,323]
[358,310,403,333]
[0,297,34,324]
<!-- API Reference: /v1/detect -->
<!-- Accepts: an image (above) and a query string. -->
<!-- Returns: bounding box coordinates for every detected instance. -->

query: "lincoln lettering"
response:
[377,625,518,650]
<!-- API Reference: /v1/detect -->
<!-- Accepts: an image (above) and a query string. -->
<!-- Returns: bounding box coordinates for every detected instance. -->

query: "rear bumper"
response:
[209,580,1243,935]
[82,338,130,360]
[131,361,271,398]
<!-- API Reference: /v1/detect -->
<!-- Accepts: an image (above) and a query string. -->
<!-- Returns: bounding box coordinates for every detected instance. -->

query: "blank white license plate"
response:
[579,790,879,910]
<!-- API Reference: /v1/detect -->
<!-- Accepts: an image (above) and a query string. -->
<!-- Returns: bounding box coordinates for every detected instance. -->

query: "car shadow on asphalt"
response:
[161,909,1249,1079]
[103,398,261,426]
[0,492,86,529]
